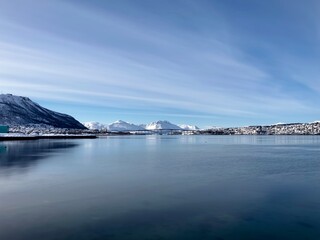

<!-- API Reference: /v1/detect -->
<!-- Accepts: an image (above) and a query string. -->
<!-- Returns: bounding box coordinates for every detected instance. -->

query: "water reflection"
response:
[0,144,6,153]
[0,140,78,172]
[0,136,320,240]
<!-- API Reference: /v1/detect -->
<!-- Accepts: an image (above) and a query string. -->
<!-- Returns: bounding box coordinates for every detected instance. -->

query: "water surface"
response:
[0,135,320,239]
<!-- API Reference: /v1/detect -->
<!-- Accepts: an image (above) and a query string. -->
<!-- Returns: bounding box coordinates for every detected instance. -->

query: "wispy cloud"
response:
[0,0,319,126]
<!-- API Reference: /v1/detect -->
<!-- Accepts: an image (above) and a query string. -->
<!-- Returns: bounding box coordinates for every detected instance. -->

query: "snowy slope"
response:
[0,94,86,129]
[179,124,200,130]
[108,120,145,131]
[145,120,181,130]
[138,124,147,129]
[83,122,108,130]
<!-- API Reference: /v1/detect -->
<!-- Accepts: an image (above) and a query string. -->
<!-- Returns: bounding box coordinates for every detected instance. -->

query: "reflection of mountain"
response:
[0,141,78,173]
[0,145,6,153]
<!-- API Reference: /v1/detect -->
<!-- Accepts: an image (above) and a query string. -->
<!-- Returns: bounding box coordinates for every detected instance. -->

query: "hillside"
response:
[0,94,86,129]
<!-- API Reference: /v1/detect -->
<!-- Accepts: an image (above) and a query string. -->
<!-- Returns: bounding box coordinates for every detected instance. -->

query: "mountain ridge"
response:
[84,120,196,131]
[0,94,86,129]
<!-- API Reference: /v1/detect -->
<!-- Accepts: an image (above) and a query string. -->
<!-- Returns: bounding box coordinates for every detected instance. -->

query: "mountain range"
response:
[0,94,199,131]
[84,120,199,131]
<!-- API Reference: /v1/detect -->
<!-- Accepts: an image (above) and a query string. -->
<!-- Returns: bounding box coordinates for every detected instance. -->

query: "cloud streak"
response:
[0,0,319,126]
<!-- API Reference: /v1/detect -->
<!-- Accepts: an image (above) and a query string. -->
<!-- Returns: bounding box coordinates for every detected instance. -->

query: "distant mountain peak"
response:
[114,120,126,124]
[154,120,170,124]
[108,120,145,131]
[145,120,181,130]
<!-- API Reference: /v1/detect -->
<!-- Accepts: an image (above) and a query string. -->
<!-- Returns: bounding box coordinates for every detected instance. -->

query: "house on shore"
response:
[0,125,9,133]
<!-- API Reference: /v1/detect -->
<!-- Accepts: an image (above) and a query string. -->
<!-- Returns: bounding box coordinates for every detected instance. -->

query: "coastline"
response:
[0,135,97,141]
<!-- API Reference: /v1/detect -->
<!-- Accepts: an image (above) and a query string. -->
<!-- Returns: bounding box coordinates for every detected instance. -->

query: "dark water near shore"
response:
[0,135,320,240]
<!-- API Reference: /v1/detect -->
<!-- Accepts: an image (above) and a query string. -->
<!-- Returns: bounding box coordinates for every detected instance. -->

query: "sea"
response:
[0,135,320,240]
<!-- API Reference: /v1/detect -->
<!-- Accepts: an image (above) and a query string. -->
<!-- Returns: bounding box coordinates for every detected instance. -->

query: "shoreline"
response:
[1,134,320,141]
[0,135,97,141]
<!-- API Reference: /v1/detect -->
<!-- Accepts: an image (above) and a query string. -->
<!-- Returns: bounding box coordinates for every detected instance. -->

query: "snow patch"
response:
[179,124,199,130]
[83,122,108,130]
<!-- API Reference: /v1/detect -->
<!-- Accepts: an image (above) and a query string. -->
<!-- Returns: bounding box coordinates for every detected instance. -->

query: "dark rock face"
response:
[0,94,86,129]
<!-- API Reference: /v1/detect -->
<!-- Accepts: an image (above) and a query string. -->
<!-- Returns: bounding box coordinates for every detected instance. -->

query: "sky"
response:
[0,0,319,128]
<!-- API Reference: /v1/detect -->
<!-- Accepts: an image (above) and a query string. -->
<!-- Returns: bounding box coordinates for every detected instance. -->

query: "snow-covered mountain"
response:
[138,124,147,129]
[179,124,200,130]
[84,120,144,131]
[84,120,200,131]
[0,94,86,129]
[84,120,199,131]
[108,120,145,131]
[83,122,108,130]
[145,120,181,130]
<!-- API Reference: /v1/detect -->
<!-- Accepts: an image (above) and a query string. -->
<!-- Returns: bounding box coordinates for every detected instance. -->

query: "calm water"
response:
[0,135,320,240]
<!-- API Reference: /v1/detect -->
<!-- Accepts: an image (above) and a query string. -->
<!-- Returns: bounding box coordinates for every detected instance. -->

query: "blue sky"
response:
[0,0,319,127]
